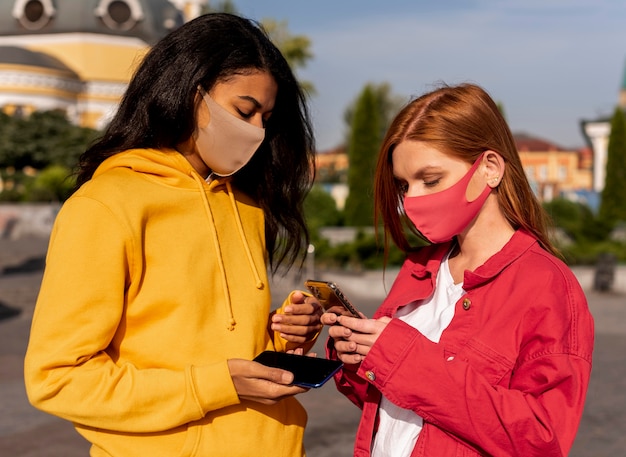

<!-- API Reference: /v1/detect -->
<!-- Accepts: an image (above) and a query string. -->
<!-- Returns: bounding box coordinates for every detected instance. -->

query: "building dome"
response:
[0,0,184,45]
[0,0,194,131]
[0,46,77,76]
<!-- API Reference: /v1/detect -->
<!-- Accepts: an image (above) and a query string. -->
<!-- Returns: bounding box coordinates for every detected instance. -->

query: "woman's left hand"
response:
[270,290,323,343]
[323,314,392,364]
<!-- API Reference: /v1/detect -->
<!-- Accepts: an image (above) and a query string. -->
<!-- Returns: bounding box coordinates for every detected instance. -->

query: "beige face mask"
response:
[195,89,265,177]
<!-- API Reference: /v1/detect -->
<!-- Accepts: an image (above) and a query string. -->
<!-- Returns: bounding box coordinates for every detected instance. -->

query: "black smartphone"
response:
[304,279,363,318]
[253,351,343,388]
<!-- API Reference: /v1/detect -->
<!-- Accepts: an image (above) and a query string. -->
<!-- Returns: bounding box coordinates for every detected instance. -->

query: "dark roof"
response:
[0,0,184,45]
[0,45,78,77]
[513,132,566,152]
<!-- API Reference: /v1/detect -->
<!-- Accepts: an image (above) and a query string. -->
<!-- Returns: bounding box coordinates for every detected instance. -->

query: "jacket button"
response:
[365,370,376,381]
[462,298,471,310]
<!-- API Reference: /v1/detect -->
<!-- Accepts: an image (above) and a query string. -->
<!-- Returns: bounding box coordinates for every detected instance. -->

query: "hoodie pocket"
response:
[177,422,200,457]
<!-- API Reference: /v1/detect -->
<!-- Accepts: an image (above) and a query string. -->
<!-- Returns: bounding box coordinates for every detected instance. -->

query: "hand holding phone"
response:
[253,351,343,388]
[304,279,363,319]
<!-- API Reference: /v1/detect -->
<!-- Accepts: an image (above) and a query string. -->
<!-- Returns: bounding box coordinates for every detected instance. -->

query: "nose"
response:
[250,114,265,129]
[404,183,422,198]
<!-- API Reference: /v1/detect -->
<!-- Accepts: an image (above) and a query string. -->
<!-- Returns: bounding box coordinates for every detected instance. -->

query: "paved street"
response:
[1,236,624,456]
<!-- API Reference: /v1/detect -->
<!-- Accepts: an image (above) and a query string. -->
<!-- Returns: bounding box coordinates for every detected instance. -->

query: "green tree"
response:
[543,198,596,243]
[203,0,238,14]
[599,107,626,231]
[303,184,343,232]
[204,2,314,92]
[26,164,76,202]
[0,110,98,171]
[343,85,381,227]
[0,110,99,201]
[497,101,507,120]
[343,82,404,145]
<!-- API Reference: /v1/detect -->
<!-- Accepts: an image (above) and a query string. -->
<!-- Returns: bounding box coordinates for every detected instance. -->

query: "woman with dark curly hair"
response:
[25,13,321,457]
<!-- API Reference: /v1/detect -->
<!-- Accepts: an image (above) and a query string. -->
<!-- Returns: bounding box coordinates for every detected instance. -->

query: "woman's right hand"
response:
[227,359,308,405]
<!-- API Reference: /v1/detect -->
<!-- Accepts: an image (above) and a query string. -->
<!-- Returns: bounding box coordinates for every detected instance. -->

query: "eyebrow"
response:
[394,165,444,179]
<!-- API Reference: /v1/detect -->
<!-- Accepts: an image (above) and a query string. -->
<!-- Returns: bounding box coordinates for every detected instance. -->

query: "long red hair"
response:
[374,83,558,256]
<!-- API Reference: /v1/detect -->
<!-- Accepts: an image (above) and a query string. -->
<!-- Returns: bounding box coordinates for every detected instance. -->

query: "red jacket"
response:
[328,229,594,456]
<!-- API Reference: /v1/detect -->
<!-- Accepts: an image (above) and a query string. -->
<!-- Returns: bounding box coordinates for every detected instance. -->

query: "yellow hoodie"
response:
[24,148,316,456]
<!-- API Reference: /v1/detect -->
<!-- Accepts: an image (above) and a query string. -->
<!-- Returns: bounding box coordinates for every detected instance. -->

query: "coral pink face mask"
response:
[403,154,491,244]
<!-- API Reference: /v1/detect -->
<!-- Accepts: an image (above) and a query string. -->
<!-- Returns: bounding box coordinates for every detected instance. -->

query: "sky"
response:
[231,0,626,152]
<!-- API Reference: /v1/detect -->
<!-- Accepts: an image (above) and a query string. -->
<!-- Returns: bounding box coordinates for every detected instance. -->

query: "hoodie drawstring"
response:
[191,173,264,330]
[224,180,265,290]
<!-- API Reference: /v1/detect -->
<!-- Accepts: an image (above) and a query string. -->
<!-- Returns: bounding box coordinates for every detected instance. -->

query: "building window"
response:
[558,165,567,181]
[12,0,56,30]
[539,165,548,181]
[95,0,144,31]
[525,165,535,181]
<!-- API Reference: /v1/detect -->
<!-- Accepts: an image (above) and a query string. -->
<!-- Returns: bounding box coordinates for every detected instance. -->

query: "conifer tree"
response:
[344,85,381,226]
[599,107,626,230]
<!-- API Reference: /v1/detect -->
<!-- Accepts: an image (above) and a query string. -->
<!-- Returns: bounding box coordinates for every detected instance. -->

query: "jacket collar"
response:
[408,229,538,289]
[462,229,537,289]
[381,229,539,315]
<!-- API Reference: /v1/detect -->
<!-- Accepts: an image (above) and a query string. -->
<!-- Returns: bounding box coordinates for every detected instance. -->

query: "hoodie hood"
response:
[94,148,201,188]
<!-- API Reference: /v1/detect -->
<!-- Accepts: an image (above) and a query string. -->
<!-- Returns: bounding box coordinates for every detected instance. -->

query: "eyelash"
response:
[236,109,253,119]
[396,179,440,194]
[236,109,270,127]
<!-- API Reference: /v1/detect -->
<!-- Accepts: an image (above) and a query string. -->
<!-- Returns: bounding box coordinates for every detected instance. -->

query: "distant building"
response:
[0,0,206,130]
[316,134,593,209]
[580,59,626,193]
[514,133,593,203]
[581,119,610,193]
[315,146,349,209]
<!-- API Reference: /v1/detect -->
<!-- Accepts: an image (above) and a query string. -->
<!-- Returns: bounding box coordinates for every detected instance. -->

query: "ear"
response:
[195,89,210,128]
[482,150,505,188]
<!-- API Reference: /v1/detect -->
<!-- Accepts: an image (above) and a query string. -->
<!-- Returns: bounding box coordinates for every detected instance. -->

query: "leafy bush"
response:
[25,165,75,202]
[0,110,98,202]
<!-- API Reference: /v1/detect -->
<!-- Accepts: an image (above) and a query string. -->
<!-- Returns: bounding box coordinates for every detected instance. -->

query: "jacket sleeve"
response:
[24,197,239,433]
[325,337,370,410]
[358,317,592,456]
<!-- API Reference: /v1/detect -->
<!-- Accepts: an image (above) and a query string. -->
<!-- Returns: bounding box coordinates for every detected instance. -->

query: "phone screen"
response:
[253,351,343,388]
[304,279,363,318]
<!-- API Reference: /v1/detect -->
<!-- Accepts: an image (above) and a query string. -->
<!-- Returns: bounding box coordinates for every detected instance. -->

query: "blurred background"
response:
[0,0,625,270]
[0,2,624,456]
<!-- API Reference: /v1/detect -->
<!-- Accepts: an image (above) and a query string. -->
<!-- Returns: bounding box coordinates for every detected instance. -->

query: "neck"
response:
[448,196,515,282]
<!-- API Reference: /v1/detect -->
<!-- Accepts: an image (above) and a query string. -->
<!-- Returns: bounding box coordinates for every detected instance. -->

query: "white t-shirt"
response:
[371,253,465,457]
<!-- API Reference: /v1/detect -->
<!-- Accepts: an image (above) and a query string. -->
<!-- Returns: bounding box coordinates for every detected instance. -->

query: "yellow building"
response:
[0,0,204,130]
[514,133,593,202]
